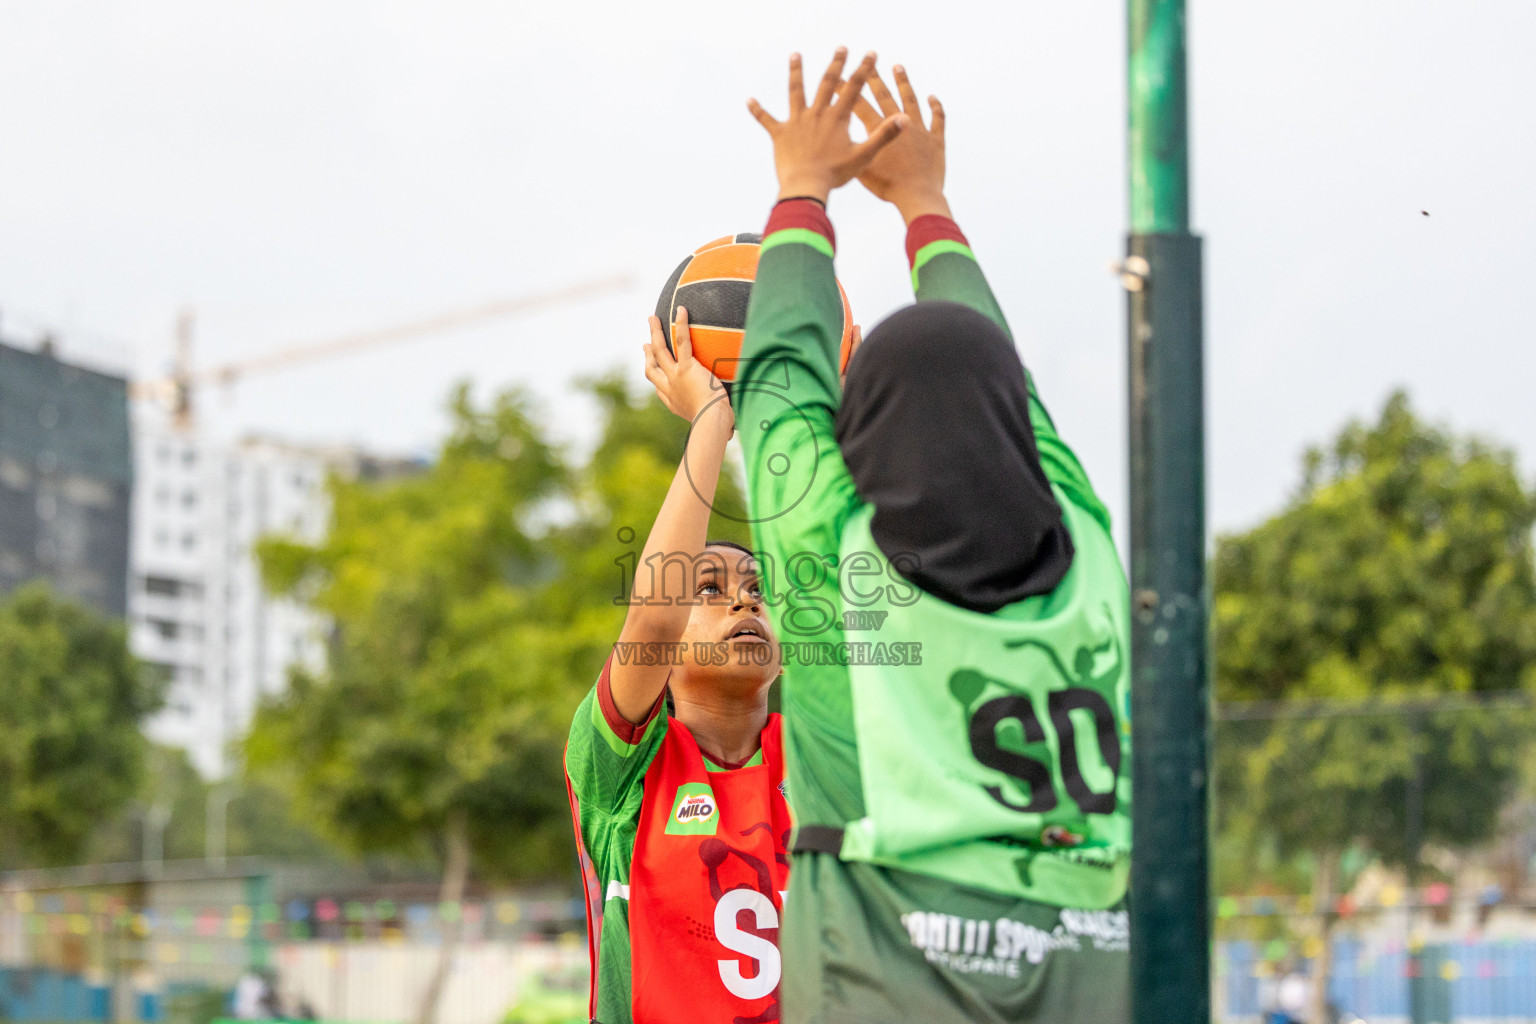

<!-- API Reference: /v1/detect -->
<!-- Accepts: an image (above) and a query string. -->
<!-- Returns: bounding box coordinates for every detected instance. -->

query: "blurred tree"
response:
[543,371,751,652]
[85,746,342,867]
[223,774,354,861]
[84,744,206,865]
[1214,390,1536,1018]
[245,374,737,1024]
[0,583,163,869]
[249,384,569,1024]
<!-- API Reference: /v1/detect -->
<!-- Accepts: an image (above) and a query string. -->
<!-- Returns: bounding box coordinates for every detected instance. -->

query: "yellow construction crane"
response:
[129,273,633,429]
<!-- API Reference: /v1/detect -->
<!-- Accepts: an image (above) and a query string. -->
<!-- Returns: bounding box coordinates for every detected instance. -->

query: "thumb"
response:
[851,94,882,132]
[847,113,907,174]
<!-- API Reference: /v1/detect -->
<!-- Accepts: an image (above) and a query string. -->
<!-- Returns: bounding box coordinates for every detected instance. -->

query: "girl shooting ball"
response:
[564,308,791,1024]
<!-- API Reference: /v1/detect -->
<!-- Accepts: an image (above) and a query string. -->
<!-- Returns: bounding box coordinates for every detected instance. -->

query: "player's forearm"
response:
[904,215,1110,528]
[906,215,1057,421]
[623,403,732,635]
[737,198,847,503]
[907,214,1013,337]
[610,405,731,722]
[737,198,860,597]
[738,198,845,456]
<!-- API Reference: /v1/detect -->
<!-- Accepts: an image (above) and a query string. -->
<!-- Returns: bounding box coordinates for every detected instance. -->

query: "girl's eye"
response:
[699,583,721,595]
[749,586,763,600]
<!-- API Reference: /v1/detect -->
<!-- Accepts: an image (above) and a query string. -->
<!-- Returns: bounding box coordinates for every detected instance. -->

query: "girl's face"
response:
[674,545,782,695]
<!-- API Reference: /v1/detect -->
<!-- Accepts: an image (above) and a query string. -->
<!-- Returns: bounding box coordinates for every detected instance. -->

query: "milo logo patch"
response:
[666,782,719,835]
[677,794,716,823]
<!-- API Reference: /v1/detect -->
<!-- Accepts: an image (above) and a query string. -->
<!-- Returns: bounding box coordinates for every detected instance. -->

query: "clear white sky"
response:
[2,1,1532,540]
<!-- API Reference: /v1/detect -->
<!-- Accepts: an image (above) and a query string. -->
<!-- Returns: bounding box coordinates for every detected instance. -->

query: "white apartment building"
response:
[129,414,416,778]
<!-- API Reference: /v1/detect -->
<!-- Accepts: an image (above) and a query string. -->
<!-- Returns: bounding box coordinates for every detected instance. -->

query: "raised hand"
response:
[851,65,951,224]
[643,307,734,432]
[748,48,907,205]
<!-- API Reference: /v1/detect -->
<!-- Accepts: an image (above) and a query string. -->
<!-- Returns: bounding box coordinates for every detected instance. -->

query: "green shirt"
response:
[564,665,775,1024]
[734,214,1130,907]
[564,665,667,1024]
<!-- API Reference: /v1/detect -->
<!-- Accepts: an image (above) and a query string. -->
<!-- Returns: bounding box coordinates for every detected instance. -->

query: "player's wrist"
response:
[893,190,952,225]
[688,396,735,436]
[776,174,833,205]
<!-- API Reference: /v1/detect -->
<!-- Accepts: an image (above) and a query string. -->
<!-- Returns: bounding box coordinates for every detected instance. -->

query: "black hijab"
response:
[834,301,1074,613]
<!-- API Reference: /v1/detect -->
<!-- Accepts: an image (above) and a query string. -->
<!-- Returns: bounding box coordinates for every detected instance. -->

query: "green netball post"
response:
[1125,0,1209,1022]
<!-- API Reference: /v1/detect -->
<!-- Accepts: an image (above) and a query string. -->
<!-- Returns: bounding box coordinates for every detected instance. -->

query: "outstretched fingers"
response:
[892,64,921,117]
[788,52,806,111]
[647,314,678,367]
[851,94,882,132]
[835,52,879,110]
[642,319,669,394]
[812,47,849,109]
[928,95,945,141]
[866,69,901,119]
[643,343,665,389]
[747,97,779,133]
[847,113,907,175]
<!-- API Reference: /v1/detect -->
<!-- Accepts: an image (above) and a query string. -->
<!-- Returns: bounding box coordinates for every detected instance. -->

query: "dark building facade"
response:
[0,341,132,617]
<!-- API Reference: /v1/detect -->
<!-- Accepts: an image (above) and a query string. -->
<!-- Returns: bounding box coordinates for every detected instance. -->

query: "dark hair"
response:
[705,538,755,560]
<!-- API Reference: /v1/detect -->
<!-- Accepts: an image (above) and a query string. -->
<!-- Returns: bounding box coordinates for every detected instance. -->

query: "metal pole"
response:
[1126,1,1208,1022]
[247,873,272,972]
[142,801,172,878]
[1405,714,1424,886]
[206,785,236,870]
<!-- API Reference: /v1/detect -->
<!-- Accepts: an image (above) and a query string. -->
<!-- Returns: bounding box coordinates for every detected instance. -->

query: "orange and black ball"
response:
[655,233,854,384]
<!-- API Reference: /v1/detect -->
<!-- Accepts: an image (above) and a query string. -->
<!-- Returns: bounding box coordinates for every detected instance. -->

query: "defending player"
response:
[738,52,1132,1022]
[564,309,792,1024]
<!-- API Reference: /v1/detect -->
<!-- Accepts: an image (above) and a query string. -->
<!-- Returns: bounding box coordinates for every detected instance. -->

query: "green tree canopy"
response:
[246,374,745,1023]
[1213,391,1536,1020]
[544,372,751,637]
[249,385,573,877]
[1215,390,1536,868]
[0,583,163,869]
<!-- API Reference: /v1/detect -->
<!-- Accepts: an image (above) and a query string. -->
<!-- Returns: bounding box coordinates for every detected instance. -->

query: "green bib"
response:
[835,491,1132,908]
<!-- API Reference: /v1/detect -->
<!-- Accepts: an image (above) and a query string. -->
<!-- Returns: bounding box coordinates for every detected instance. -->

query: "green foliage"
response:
[499,970,586,1024]
[163,986,231,1024]
[1214,391,1536,875]
[246,384,571,877]
[546,370,751,641]
[245,374,739,882]
[0,583,163,868]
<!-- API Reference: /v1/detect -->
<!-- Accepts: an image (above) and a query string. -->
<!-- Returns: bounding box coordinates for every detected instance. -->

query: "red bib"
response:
[628,715,791,1024]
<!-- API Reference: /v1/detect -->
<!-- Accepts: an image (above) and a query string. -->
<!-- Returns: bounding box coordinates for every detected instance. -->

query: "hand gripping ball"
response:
[654,233,855,385]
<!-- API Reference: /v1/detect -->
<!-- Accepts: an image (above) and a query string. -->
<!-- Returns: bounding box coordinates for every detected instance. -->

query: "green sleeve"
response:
[735,224,865,827]
[913,241,1113,535]
[563,660,667,860]
[736,232,857,648]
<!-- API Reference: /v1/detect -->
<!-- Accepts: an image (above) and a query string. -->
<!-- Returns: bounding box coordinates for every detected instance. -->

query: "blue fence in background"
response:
[0,968,111,1022]
[10,943,1536,1023]
[1221,938,1536,1021]
[0,968,167,1023]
